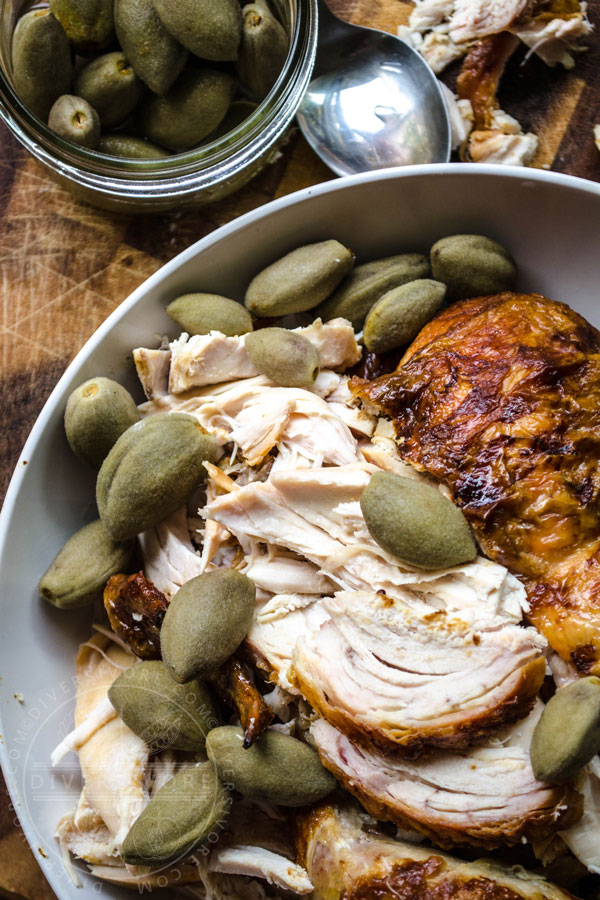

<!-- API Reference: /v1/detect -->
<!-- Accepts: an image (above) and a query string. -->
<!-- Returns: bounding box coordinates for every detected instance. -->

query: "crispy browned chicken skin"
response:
[356,292,600,675]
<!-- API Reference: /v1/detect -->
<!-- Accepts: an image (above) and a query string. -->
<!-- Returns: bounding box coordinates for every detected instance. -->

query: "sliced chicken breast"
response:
[311,708,581,849]
[292,590,546,755]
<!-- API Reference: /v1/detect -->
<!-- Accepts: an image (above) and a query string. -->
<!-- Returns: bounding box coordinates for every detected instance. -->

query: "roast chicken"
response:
[356,292,600,676]
[296,801,577,900]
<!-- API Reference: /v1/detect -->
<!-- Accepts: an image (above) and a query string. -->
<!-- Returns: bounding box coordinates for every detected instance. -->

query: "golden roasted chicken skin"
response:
[355,292,600,675]
[296,802,577,900]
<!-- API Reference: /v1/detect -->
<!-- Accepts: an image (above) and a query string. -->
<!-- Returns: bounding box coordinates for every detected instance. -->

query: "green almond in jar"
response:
[121,762,230,866]
[531,677,600,784]
[48,95,101,149]
[98,134,167,159]
[65,377,141,468]
[108,661,219,752]
[12,10,73,120]
[152,0,242,62]
[245,240,355,317]
[96,412,220,540]
[161,569,256,683]
[206,726,336,806]
[74,52,145,129]
[49,0,114,52]
[138,68,236,152]
[166,294,252,336]
[115,0,188,96]
[236,2,288,100]
[430,234,517,302]
[39,519,134,609]
[317,253,431,330]
[360,471,477,570]
[244,328,319,388]
[363,279,447,354]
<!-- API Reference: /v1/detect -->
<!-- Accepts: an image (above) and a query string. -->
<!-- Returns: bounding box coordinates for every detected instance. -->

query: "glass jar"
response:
[0,0,317,212]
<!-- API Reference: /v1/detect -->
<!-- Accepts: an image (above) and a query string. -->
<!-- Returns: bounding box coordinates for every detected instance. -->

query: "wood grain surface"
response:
[0,0,599,896]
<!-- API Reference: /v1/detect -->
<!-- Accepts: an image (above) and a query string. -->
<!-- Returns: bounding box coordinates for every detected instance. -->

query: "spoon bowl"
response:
[297,0,451,175]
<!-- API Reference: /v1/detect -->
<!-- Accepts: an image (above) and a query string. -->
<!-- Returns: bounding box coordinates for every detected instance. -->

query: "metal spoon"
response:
[296,0,451,175]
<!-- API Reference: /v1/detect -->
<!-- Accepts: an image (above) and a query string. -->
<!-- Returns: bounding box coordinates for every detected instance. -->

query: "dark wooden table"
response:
[1,0,599,895]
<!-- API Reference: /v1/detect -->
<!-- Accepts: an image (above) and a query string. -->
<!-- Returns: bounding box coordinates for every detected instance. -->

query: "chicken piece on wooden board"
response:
[355,292,600,676]
[296,801,578,900]
[206,463,528,625]
[292,590,546,756]
[457,33,538,165]
[311,705,581,849]
[164,318,361,393]
[448,0,531,43]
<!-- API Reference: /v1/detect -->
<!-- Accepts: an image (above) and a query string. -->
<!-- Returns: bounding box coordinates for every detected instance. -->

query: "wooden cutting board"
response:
[0,0,599,896]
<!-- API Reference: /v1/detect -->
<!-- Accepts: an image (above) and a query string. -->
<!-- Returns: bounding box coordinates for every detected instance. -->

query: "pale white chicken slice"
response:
[210,846,313,893]
[247,594,330,692]
[293,590,546,755]
[56,790,118,868]
[133,347,171,399]
[468,129,538,165]
[512,11,592,67]
[71,635,149,847]
[311,706,581,849]
[297,800,577,900]
[139,506,204,599]
[409,0,456,31]
[207,471,528,623]
[244,553,334,595]
[448,0,531,43]
[167,318,360,393]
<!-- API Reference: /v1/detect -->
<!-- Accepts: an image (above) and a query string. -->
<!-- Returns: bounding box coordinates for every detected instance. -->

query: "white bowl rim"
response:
[2,161,600,897]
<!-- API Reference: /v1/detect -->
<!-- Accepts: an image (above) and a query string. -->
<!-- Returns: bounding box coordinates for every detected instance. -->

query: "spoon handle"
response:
[314,0,355,75]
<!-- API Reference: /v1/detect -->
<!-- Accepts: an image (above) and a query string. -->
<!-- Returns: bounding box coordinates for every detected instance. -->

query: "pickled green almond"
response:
[161,570,255,683]
[167,294,252,336]
[209,99,258,140]
[360,471,477,570]
[317,253,431,330]
[152,0,242,61]
[65,377,141,468]
[245,240,355,317]
[364,279,447,354]
[245,328,319,388]
[97,412,220,540]
[12,10,73,120]
[206,726,336,806]
[108,661,219,752]
[39,519,133,609]
[430,234,517,302]
[236,2,288,100]
[74,52,145,129]
[49,0,114,51]
[138,68,236,152]
[48,95,100,149]
[531,677,600,784]
[98,134,167,158]
[121,762,230,866]
[115,0,188,95]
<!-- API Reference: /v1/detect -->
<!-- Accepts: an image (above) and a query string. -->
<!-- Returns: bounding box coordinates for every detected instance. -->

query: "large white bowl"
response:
[2,164,600,900]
